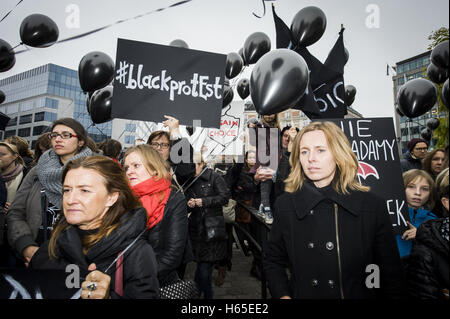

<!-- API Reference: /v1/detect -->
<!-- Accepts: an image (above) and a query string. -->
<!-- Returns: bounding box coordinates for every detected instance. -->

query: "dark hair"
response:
[48,156,142,258]
[6,136,33,159]
[422,148,445,177]
[100,139,122,159]
[51,118,89,151]
[33,133,52,163]
[146,130,171,146]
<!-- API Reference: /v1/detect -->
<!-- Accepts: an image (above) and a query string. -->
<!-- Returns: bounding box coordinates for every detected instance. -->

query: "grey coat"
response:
[6,166,43,257]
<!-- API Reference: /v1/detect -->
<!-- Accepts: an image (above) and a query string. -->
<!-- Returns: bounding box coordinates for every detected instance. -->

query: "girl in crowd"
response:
[186,155,229,299]
[406,168,449,299]
[123,144,191,287]
[422,148,445,180]
[396,169,437,259]
[30,156,160,299]
[7,118,96,265]
[264,121,404,299]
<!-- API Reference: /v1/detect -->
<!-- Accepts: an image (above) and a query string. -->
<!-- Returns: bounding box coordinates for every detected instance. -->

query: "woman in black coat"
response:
[123,145,192,287]
[186,159,229,299]
[263,121,405,299]
[30,156,160,299]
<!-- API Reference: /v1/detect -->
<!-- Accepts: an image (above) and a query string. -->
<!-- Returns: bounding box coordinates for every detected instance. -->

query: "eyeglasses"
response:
[414,147,428,152]
[48,132,78,140]
[150,142,170,149]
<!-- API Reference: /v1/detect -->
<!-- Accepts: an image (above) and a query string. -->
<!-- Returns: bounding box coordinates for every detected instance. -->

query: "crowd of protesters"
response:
[0,115,448,300]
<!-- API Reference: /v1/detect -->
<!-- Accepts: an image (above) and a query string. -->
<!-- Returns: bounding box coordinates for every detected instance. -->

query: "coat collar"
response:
[292,181,362,219]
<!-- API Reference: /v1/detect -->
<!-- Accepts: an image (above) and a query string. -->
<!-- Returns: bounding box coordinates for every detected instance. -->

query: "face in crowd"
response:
[411,142,428,160]
[404,176,431,210]
[0,145,18,171]
[431,150,445,176]
[123,151,156,186]
[299,130,336,188]
[282,130,290,149]
[149,135,171,161]
[63,167,118,230]
[50,124,84,162]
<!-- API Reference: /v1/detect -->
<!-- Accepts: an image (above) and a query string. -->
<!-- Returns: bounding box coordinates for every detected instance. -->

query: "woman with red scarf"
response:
[123,145,191,286]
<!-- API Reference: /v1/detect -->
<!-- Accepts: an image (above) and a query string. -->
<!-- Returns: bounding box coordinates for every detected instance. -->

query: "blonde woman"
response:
[263,121,404,299]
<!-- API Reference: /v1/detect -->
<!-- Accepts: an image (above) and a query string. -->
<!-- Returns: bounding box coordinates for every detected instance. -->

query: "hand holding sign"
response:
[401,222,417,241]
[81,263,111,299]
[163,115,180,139]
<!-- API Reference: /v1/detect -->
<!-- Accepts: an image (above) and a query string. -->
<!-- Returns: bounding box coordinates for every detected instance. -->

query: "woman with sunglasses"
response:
[7,118,97,266]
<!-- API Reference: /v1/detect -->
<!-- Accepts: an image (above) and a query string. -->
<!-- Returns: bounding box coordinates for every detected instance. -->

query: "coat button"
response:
[307,242,314,249]
[326,242,334,250]
[311,279,319,287]
[328,280,335,288]
[309,210,314,215]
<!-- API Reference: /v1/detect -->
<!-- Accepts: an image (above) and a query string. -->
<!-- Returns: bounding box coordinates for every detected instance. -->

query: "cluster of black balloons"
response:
[421,117,441,141]
[79,52,115,124]
[397,40,449,119]
[0,14,59,104]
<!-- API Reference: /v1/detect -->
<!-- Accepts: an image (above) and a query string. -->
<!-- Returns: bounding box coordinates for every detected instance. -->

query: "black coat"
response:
[400,152,422,173]
[169,137,196,188]
[263,182,405,299]
[186,168,229,262]
[225,163,257,202]
[147,190,193,286]
[406,218,449,299]
[274,151,291,201]
[30,208,160,299]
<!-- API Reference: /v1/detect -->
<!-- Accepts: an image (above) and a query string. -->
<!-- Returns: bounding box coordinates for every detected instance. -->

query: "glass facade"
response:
[0,63,113,143]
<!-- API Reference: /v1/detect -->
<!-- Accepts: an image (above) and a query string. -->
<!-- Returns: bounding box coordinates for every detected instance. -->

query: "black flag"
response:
[0,112,10,131]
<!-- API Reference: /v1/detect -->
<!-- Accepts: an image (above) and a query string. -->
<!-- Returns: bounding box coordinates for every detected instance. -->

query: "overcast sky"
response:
[1,0,448,119]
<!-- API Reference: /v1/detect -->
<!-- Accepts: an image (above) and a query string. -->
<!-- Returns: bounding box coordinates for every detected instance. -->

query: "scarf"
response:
[37,147,94,209]
[1,164,24,182]
[132,177,172,229]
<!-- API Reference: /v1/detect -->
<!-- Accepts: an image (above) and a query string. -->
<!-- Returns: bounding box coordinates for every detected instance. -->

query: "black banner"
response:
[325,118,409,234]
[112,39,226,128]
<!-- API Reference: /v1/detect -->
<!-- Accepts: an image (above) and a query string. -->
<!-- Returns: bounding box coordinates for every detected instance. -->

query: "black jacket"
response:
[186,168,229,262]
[225,163,257,202]
[274,151,291,201]
[30,208,160,299]
[406,218,449,299]
[263,182,405,299]
[400,152,422,173]
[169,137,196,188]
[147,190,193,286]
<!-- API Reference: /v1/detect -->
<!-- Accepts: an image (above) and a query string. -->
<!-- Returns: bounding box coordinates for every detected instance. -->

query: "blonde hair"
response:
[123,144,171,182]
[284,121,369,194]
[403,169,435,208]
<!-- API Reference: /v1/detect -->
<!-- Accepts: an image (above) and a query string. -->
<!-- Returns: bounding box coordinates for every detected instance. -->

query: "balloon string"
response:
[13,0,195,55]
[0,0,24,23]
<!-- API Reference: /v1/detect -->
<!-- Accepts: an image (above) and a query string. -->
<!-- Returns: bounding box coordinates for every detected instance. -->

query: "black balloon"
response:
[290,6,327,47]
[427,63,447,84]
[19,14,59,48]
[0,39,16,72]
[426,118,440,130]
[397,78,437,118]
[238,47,247,66]
[90,86,113,124]
[237,78,250,100]
[85,91,95,114]
[225,52,243,79]
[442,78,449,109]
[421,128,432,141]
[243,32,271,65]
[0,90,5,104]
[431,40,449,69]
[396,106,404,117]
[222,83,234,108]
[250,49,309,115]
[344,85,356,106]
[78,51,114,93]
[169,39,189,48]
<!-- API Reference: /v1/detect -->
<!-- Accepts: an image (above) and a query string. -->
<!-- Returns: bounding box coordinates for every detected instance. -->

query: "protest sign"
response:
[112,38,226,128]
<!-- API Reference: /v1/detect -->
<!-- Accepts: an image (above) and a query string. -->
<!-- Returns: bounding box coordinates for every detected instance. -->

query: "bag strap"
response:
[40,189,48,242]
[114,251,124,297]
[175,167,207,195]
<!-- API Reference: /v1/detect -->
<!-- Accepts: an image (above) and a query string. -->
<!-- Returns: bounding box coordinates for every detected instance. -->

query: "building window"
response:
[6,104,18,114]
[6,117,17,127]
[45,97,59,109]
[5,129,16,138]
[125,135,135,144]
[125,123,136,132]
[35,112,44,122]
[33,125,48,136]
[18,127,31,137]
[19,114,33,124]
[44,112,57,122]
[21,100,33,112]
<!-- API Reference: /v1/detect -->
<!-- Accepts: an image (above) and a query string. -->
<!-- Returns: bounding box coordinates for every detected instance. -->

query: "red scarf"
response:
[131,177,172,229]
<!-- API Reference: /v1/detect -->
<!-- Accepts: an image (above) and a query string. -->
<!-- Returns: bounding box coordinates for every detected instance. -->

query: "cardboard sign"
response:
[112,38,227,128]
[0,269,80,299]
[325,118,409,234]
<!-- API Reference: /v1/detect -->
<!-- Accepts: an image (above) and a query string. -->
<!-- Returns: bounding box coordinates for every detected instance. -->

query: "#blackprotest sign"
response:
[112,38,226,128]
[326,118,409,234]
[0,269,80,299]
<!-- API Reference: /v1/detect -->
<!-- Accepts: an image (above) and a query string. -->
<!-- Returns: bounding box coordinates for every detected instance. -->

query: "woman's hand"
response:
[23,245,39,267]
[163,115,180,139]
[287,126,298,152]
[401,222,417,241]
[194,198,203,207]
[4,202,10,212]
[187,198,196,208]
[81,263,111,299]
